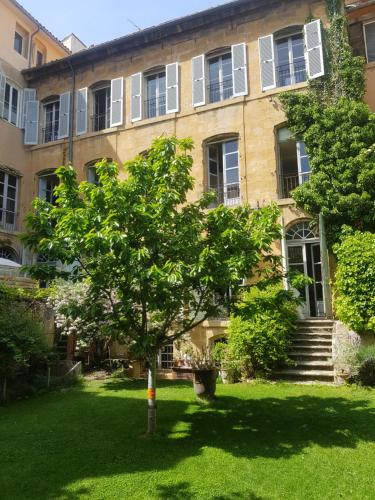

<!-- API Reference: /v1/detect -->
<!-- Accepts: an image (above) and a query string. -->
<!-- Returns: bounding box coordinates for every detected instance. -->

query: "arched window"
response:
[0,246,18,262]
[286,221,318,240]
[86,158,112,184]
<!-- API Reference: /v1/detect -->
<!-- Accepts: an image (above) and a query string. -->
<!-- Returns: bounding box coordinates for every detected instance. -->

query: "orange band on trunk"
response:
[147,388,156,399]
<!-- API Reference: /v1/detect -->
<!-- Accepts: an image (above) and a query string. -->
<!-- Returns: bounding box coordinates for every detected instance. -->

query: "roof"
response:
[9,0,70,54]
[23,0,284,80]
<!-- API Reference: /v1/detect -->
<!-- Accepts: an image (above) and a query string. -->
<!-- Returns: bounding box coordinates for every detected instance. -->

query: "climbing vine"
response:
[279,0,375,245]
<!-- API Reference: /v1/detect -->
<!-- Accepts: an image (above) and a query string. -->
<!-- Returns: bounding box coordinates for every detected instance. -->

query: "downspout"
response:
[28,27,39,68]
[68,60,75,164]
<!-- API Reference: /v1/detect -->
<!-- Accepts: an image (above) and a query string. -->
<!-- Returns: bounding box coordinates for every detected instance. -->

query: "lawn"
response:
[0,378,375,500]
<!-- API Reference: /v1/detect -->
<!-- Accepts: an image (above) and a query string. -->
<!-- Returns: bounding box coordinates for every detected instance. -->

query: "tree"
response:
[22,136,281,434]
[279,2,375,245]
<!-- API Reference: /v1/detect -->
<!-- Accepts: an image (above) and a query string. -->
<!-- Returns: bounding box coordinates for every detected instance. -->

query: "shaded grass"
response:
[0,378,375,499]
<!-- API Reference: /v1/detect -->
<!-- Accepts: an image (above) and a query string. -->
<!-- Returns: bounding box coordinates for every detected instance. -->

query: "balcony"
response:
[276,60,306,88]
[208,183,240,208]
[144,95,166,119]
[207,81,233,104]
[0,211,17,232]
[280,173,310,199]
[91,111,110,132]
[42,120,59,144]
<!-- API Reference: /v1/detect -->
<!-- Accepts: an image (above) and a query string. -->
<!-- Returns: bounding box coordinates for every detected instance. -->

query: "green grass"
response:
[1,378,375,500]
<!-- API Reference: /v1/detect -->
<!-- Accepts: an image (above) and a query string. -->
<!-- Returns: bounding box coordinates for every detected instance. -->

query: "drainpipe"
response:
[319,213,333,319]
[28,27,39,68]
[68,61,75,165]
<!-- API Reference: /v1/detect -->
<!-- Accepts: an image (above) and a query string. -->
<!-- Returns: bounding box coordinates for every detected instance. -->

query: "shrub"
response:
[227,284,299,377]
[334,230,375,334]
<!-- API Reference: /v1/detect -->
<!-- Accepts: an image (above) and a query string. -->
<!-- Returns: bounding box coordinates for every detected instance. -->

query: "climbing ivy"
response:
[279,0,375,245]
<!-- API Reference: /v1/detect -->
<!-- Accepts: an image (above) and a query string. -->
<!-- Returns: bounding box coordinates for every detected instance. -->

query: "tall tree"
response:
[23,137,280,434]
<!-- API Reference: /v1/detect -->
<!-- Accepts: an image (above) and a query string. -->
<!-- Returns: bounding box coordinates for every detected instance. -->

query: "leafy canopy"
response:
[23,137,281,360]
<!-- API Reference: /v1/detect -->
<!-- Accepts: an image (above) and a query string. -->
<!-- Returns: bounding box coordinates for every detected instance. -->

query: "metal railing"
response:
[280,172,311,199]
[0,211,17,232]
[42,120,59,143]
[208,183,240,208]
[91,111,110,132]
[276,60,306,88]
[207,81,233,103]
[144,95,166,119]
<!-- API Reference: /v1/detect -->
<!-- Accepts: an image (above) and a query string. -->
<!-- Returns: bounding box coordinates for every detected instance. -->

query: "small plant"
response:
[355,345,375,387]
[212,342,240,383]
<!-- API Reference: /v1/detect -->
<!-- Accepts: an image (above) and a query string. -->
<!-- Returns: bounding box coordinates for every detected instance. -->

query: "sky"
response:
[19,0,232,47]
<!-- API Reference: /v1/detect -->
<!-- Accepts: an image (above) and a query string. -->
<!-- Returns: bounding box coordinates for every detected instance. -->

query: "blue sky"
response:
[20,0,232,47]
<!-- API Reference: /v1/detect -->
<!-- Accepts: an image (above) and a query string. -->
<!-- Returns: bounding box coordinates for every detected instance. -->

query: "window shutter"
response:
[192,54,205,107]
[110,77,124,127]
[231,43,248,97]
[24,100,39,145]
[76,87,87,135]
[304,20,324,79]
[166,62,179,113]
[21,88,36,128]
[0,70,6,119]
[58,91,71,139]
[131,72,142,122]
[258,34,276,91]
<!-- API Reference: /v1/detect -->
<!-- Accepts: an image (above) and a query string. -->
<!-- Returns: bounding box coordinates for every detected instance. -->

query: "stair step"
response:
[291,344,332,352]
[274,369,335,381]
[293,338,332,346]
[297,320,334,326]
[291,360,333,370]
[289,352,332,360]
[296,329,333,334]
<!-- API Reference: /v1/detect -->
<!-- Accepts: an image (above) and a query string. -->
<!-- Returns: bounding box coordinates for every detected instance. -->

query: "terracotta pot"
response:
[192,368,217,401]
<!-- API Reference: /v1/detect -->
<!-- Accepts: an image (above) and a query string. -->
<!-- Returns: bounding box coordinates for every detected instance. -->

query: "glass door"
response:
[310,243,324,317]
[287,244,309,317]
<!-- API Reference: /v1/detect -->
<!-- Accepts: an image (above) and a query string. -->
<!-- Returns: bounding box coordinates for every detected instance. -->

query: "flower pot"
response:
[192,368,217,401]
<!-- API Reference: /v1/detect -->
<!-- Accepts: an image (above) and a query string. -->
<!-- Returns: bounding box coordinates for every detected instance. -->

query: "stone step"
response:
[290,344,332,353]
[293,337,332,345]
[274,369,335,382]
[297,320,334,326]
[295,332,332,339]
[296,329,333,335]
[289,352,332,361]
[291,360,333,370]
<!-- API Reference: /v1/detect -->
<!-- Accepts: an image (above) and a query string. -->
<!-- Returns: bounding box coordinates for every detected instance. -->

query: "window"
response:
[207,52,233,103]
[275,33,306,87]
[364,22,375,63]
[0,171,18,230]
[14,32,23,55]
[39,173,59,205]
[0,246,18,262]
[145,71,166,119]
[158,344,174,369]
[92,85,110,131]
[278,127,311,199]
[36,50,44,66]
[3,83,19,125]
[87,166,99,184]
[207,138,240,207]
[43,100,59,143]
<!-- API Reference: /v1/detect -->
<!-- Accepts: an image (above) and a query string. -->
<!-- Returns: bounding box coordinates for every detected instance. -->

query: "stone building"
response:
[0,0,374,372]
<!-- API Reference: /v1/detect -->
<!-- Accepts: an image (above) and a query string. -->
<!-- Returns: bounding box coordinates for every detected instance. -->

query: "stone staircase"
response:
[275,319,335,382]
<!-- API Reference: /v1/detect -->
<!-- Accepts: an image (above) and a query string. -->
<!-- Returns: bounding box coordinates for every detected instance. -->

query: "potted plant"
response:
[184,345,217,401]
[212,342,238,384]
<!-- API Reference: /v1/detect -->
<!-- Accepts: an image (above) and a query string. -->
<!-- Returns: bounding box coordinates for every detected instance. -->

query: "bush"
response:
[226,284,299,377]
[334,230,375,334]
[355,345,375,387]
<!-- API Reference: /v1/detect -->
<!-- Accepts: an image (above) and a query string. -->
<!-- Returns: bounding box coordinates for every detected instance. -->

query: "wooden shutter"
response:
[110,77,124,127]
[58,91,70,139]
[258,34,276,91]
[24,100,39,145]
[166,62,179,113]
[304,20,324,79]
[231,43,248,97]
[0,70,6,119]
[21,89,36,128]
[76,87,87,135]
[192,54,205,107]
[131,73,142,122]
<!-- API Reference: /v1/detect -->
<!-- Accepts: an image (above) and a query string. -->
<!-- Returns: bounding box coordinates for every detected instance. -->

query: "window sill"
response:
[29,138,67,150]
[74,126,121,141]
[259,80,307,98]
[202,319,229,328]
[193,95,245,113]
[131,112,177,127]
[277,197,296,206]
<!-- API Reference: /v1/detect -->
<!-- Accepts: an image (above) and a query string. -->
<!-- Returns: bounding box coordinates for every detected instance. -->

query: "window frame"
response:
[144,69,167,119]
[43,99,60,143]
[206,50,234,104]
[36,50,44,66]
[92,83,111,132]
[274,30,306,88]
[0,171,18,230]
[3,82,20,126]
[14,31,23,55]
[38,172,59,205]
[363,20,375,63]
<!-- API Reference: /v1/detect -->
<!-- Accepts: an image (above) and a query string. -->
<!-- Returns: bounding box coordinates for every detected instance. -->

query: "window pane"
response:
[291,34,304,60]
[365,22,375,62]
[276,38,289,65]
[3,84,10,121]
[222,53,232,77]
[224,140,238,154]
[288,245,303,264]
[225,152,239,169]
[11,88,18,125]
[300,155,310,174]
[14,32,23,54]
[226,167,239,184]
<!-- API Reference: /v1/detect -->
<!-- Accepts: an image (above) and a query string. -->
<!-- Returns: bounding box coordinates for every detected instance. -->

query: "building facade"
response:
[1,0,374,365]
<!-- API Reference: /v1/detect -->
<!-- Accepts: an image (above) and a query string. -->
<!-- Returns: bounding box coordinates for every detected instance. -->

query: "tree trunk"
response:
[147,354,157,435]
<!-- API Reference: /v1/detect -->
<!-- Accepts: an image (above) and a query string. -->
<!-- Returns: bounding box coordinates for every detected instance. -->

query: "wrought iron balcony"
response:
[91,111,110,132]
[207,80,233,104]
[0,211,17,232]
[144,95,166,119]
[42,120,59,143]
[208,183,240,208]
[276,60,307,88]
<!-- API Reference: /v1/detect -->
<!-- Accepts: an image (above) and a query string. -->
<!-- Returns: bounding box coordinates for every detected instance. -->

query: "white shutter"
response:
[131,73,142,122]
[166,62,179,113]
[76,87,87,135]
[58,91,71,139]
[192,54,205,107]
[231,43,248,97]
[0,70,6,119]
[24,100,39,145]
[110,77,124,127]
[304,20,324,79]
[21,88,36,128]
[258,34,276,91]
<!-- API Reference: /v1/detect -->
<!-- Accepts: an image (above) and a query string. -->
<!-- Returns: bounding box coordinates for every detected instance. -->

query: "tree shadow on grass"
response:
[156,482,265,500]
[1,381,375,499]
